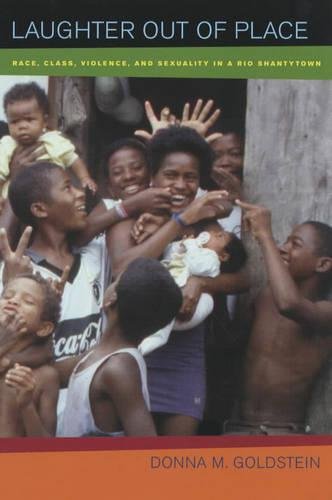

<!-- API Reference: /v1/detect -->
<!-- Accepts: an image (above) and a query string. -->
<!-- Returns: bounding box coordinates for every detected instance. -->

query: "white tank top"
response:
[57,348,150,437]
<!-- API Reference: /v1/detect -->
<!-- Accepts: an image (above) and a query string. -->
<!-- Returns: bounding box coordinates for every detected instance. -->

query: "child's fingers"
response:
[59,265,71,288]
[10,364,33,375]
[169,114,177,124]
[160,107,170,121]
[15,226,33,259]
[235,199,258,210]
[144,100,158,123]
[136,232,151,244]
[6,367,35,386]
[5,372,31,386]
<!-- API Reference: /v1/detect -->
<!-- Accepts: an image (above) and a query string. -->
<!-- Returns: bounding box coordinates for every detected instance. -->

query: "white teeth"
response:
[124,185,140,194]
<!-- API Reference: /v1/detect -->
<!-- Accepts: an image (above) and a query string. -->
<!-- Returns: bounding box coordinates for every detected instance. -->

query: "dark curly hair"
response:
[116,257,182,343]
[3,82,49,115]
[8,162,60,227]
[148,125,214,190]
[102,137,148,180]
[303,221,332,258]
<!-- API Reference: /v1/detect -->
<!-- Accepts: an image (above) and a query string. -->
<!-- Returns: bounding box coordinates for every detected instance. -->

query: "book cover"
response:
[0,1,331,499]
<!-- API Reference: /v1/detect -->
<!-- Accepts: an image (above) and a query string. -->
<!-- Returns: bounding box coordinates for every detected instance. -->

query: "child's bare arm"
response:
[101,355,156,436]
[3,338,53,373]
[55,353,85,388]
[108,191,231,277]
[237,200,332,332]
[70,157,97,193]
[73,190,172,247]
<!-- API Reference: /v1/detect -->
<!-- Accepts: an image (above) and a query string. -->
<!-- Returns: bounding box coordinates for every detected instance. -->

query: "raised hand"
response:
[236,200,272,240]
[131,213,169,244]
[123,187,172,216]
[181,190,232,225]
[0,226,33,284]
[181,99,222,142]
[5,364,36,409]
[134,101,176,141]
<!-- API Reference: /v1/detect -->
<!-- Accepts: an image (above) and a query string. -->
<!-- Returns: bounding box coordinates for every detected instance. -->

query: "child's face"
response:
[107,147,150,200]
[42,168,87,232]
[0,277,45,334]
[6,97,47,146]
[204,229,232,262]
[279,224,323,280]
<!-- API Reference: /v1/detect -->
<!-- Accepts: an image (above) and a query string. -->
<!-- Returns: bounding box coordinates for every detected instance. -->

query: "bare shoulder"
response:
[34,365,60,389]
[101,352,140,380]
[99,353,141,393]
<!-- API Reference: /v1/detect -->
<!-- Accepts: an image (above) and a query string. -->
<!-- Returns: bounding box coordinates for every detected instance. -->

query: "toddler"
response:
[0,273,60,436]
[0,81,97,197]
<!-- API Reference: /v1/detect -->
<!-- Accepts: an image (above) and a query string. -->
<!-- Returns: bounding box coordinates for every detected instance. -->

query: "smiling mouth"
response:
[171,194,188,207]
[123,184,142,195]
[76,204,87,215]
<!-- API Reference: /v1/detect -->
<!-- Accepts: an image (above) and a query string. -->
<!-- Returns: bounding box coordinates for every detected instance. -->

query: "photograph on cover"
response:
[0,75,330,438]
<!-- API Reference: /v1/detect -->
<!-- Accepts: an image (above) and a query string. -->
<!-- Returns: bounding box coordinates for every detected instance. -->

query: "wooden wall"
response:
[243,79,332,432]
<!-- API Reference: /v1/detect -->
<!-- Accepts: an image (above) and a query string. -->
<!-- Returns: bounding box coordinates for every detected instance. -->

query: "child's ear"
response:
[219,251,230,263]
[316,257,332,275]
[36,321,54,339]
[30,202,49,220]
[103,290,117,310]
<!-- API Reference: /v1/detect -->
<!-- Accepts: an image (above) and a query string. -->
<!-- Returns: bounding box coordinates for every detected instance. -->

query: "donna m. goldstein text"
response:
[149,454,320,470]
[11,19,308,41]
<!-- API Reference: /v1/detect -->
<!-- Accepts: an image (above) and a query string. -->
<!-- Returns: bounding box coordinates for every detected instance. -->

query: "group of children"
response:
[0,81,330,437]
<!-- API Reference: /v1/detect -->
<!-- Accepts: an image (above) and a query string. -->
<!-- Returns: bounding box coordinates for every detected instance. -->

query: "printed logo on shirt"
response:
[53,314,102,359]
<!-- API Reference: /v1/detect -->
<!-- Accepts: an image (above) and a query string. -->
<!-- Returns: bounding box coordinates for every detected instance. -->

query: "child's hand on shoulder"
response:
[131,213,169,244]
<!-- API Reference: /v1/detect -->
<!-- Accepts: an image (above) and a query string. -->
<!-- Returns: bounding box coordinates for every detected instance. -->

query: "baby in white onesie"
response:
[139,224,246,355]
